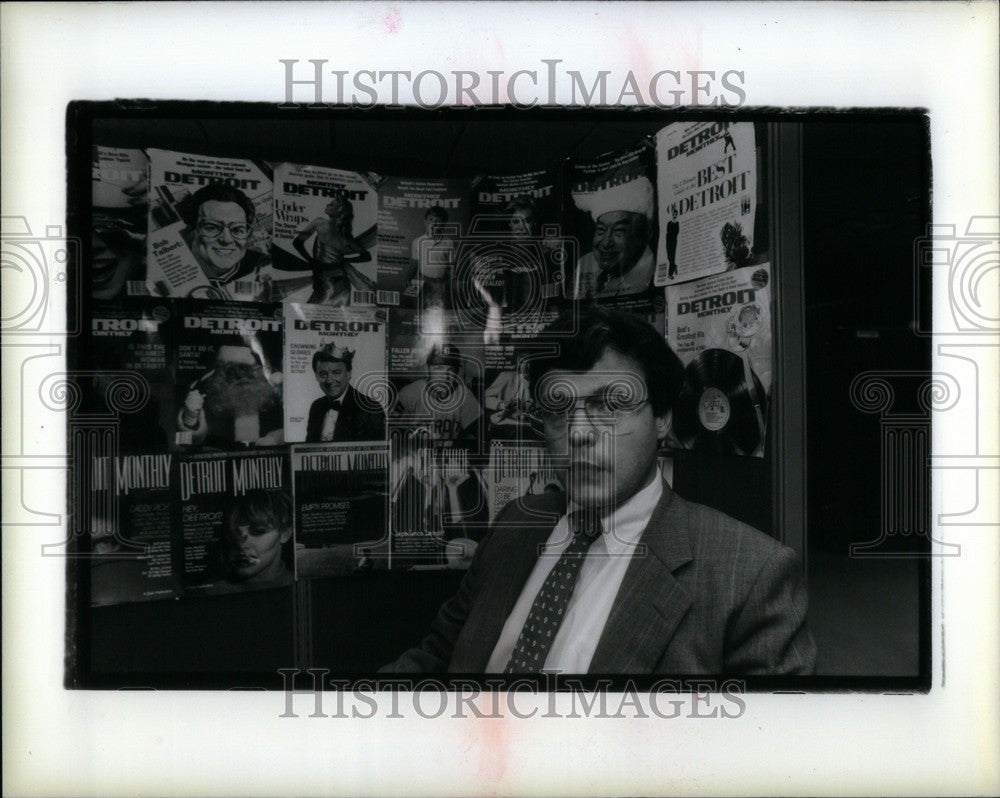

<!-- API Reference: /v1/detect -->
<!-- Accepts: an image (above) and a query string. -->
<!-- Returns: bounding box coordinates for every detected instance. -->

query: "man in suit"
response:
[666,207,680,280]
[381,307,816,675]
[305,342,386,442]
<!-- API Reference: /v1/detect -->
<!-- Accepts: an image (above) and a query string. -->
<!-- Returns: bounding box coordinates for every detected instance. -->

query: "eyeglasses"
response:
[536,388,650,429]
[196,220,252,240]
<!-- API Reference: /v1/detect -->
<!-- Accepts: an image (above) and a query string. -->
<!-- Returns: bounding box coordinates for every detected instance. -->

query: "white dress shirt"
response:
[485,470,663,673]
[319,387,349,441]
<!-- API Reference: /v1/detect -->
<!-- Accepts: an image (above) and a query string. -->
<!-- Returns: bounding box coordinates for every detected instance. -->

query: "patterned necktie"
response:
[504,510,604,673]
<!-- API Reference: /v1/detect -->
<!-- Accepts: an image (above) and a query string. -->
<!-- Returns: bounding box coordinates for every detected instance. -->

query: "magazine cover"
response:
[664,263,773,457]
[87,299,174,451]
[654,121,757,285]
[170,300,284,450]
[389,444,487,571]
[177,447,293,596]
[283,303,388,444]
[386,308,486,448]
[487,440,561,524]
[86,451,180,606]
[92,146,149,300]
[375,176,471,309]
[292,442,389,578]
[461,169,568,326]
[565,140,658,302]
[271,163,380,305]
[146,148,276,301]
[480,308,561,443]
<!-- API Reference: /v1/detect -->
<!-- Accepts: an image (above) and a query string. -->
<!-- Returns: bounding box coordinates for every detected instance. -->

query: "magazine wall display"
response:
[92,146,150,300]
[87,299,175,451]
[170,300,284,450]
[282,303,388,444]
[177,448,293,596]
[146,148,276,302]
[271,163,380,305]
[386,308,486,449]
[389,443,487,570]
[78,116,776,603]
[463,169,568,328]
[565,140,658,303]
[664,263,773,458]
[375,176,471,309]
[292,442,389,578]
[654,121,758,285]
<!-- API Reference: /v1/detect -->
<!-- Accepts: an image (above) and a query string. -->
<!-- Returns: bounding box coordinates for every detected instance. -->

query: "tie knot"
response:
[569,510,603,544]
[327,398,342,410]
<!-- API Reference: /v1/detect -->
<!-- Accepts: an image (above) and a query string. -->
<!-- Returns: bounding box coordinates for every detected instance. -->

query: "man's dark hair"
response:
[312,346,355,372]
[183,184,256,227]
[228,490,293,537]
[425,206,448,223]
[526,306,684,417]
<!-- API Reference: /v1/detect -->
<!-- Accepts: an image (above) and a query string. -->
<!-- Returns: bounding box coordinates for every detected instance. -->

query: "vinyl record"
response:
[674,348,767,456]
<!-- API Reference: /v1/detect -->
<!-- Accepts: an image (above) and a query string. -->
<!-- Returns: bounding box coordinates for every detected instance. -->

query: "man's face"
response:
[424,214,445,239]
[205,345,275,415]
[315,360,351,399]
[216,345,260,388]
[592,211,646,273]
[192,200,250,277]
[539,349,669,510]
[509,210,534,238]
[226,518,289,581]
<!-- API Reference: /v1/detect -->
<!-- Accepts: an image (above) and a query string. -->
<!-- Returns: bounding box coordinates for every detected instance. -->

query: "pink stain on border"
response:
[382,7,402,35]
[469,694,510,784]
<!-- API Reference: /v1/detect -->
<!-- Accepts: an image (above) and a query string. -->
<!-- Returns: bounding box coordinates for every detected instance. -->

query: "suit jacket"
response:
[382,481,816,675]
[305,385,386,443]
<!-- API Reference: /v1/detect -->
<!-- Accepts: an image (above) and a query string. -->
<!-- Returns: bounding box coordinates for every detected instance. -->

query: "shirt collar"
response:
[566,466,663,556]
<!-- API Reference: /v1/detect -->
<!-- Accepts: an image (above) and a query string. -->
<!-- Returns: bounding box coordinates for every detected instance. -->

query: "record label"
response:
[698,387,731,431]
[674,347,767,456]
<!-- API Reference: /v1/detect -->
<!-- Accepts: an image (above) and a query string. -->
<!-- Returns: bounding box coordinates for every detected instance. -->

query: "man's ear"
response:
[655,409,672,442]
[279,527,292,545]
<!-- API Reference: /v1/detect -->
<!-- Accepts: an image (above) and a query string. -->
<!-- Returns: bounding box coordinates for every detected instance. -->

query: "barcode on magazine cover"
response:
[377,290,400,306]
[352,289,376,305]
[127,281,150,296]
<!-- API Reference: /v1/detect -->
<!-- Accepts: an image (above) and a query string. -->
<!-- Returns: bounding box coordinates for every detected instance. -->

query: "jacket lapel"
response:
[458,499,563,672]
[589,483,694,673]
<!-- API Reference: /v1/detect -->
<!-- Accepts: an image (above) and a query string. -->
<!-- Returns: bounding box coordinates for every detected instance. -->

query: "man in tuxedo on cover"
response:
[305,342,386,443]
[381,307,816,675]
